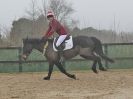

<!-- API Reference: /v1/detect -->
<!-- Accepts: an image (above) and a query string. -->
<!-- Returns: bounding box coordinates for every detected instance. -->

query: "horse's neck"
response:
[34,41,52,53]
[33,42,45,53]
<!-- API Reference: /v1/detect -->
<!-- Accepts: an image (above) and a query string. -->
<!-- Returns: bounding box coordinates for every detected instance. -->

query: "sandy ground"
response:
[0,69,133,99]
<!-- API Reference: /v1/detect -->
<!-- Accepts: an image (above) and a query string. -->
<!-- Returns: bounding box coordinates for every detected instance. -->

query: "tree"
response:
[10,0,76,46]
[40,0,47,21]
[26,0,39,21]
[26,0,41,35]
[49,0,74,23]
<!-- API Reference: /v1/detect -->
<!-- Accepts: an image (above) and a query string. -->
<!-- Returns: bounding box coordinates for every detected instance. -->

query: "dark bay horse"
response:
[21,35,114,80]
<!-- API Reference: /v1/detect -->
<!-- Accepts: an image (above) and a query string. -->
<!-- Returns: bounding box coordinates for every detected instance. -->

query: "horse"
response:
[21,35,114,80]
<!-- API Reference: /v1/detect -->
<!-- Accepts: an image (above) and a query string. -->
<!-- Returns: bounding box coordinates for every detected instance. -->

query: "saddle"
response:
[53,35,73,51]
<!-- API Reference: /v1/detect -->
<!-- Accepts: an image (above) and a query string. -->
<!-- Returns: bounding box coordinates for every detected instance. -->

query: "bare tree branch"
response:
[26,0,39,21]
[49,0,74,22]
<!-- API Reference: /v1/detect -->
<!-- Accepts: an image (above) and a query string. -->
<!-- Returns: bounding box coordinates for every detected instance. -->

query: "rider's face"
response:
[47,17,54,22]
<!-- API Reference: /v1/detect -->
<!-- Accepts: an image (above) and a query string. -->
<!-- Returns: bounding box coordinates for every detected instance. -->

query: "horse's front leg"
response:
[43,62,54,80]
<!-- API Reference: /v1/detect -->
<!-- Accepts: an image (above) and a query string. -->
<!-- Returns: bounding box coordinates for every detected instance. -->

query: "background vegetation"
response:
[0,0,133,47]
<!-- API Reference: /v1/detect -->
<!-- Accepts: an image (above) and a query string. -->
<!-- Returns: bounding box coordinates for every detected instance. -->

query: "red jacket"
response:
[44,19,68,37]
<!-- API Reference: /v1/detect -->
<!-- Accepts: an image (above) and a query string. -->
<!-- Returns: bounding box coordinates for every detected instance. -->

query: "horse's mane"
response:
[23,38,40,43]
[23,38,54,43]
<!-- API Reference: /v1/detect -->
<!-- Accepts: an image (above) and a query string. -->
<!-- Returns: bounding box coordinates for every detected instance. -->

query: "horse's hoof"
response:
[99,67,107,71]
[43,77,50,80]
[72,75,76,80]
[92,68,98,74]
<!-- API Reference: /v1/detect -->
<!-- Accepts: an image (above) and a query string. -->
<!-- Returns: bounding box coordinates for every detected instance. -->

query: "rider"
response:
[42,11,68,65]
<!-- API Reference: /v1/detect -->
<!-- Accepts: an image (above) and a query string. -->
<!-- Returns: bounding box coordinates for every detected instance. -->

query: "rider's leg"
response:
[56,35,67,47]
[56,35,67,65]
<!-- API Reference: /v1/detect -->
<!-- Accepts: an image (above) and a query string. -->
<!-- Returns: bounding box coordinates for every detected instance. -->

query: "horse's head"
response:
[21,37,49,60]
[21,37,48,60]
[21,38,33,61]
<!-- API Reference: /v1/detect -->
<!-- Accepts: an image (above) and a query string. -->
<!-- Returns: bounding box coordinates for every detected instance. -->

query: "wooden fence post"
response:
[104,44,109,69]
[18,47,22,72]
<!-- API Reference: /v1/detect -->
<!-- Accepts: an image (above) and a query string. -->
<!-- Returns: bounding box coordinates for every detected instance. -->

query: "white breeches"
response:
[56,35,67,47]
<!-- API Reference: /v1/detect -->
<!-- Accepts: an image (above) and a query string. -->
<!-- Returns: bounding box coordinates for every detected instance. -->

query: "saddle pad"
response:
[53,36,73,51]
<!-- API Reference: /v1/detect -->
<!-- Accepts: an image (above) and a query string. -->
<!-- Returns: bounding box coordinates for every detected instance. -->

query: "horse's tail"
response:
[91,37,114,63]
[98,53,114,63]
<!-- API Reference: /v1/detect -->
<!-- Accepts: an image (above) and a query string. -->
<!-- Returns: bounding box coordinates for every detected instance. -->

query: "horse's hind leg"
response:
[55,62,76,79]
[43,62,54,80]
[97,60,107,71]
[80,54,100,73]
[92,60,98,73]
